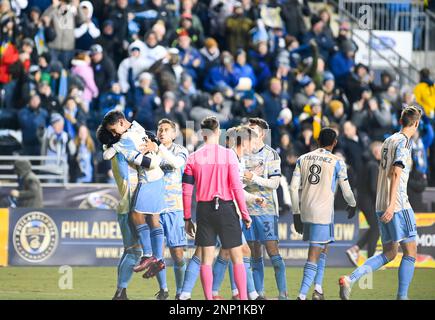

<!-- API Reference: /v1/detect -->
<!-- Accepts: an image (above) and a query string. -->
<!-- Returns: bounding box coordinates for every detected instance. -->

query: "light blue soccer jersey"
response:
[376,132,413,212]
[111,153,139,215]
[160,143,188,212]
[243,145,281,216]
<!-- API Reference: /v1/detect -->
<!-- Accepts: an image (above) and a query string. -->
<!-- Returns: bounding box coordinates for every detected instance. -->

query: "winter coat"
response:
[13,160,43,208]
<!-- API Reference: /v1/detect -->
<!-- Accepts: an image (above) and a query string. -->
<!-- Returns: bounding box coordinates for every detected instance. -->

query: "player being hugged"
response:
[339,105,422,300]
[101,111,167,279]
[290,128,357,300]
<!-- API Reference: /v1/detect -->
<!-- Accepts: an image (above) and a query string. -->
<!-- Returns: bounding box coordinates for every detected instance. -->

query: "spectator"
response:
[231,89,265,125]
[302,14,335,62]
[233,49,256,89]
[42,0,85,67]
[224,1,254,55]
[10,160,43,208]
[70,52,99,113]
[96,19,123,66]
[90,44,116,94]
[38,81,61,115]
[132,72,160,131]
[414,68,435,119]
[137,30,168,70]
[298,96,330,140]
[199,37,220,74]
[177,30,203,82]
[17,93,49,155]
[280,0,309,41]
[62,97,87,139]
[190,89,232,128]
[154,91,187,128]
[70,124,95,183]
[203,51,238,94]
[329,39,356,88]
[293,75,316,116]
[74,1,100,51]
[117,42,148,94]
[248,39,272,92]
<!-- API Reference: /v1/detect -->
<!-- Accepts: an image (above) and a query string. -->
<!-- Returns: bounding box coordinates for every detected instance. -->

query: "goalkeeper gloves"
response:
[346,205,357,219]
[293,214,303,234]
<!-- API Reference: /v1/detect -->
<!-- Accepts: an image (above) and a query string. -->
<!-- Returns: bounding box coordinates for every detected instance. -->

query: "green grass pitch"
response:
[0,266,434,300]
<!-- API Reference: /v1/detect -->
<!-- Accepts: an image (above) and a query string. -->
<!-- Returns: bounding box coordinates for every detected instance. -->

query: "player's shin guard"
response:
[174,259,186,295]
[244,257,258,299]
[349,253,389,285]
[180,255,201,298]
[150,227,165,260]
[299,262,317,299]
[252,257,265,295]
[136,224,152,256]
[118,248,141,289]
[212,256,229,295]
[397,256,416,299]
[314,252,327,293]
[200,265,213,300]
[233,263,248,300]
[271,255,287,296]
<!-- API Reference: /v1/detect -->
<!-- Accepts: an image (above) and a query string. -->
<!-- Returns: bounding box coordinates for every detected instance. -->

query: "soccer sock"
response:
[174,259,186,295]
[228,262,238,292]
[349,253,389,285]
[150,227,164,260]
[244,257,258,300]
[135,223,152,256]
[117,249,141,289]
[252,257,265,295]
[271,255,287,296]
[397,256,416,299]
[212,256,229,295]
[299,261,317,298]
[200,265,213,300]
[233,263,248,300]
[156,266,168,291]
[314,252,327,293]
[180,255,201,298]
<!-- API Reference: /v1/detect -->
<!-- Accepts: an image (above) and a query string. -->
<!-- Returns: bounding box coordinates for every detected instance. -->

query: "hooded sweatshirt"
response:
[13,160,43,208]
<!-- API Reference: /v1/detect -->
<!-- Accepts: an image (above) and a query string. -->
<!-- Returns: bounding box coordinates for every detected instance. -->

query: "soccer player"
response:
[242,118,287,300]
[182,116,252,300]
[96,126,141,300]
[102,111,166,279]
[143,118,189,300]
[339,106,422,300]
[290,127,357,300]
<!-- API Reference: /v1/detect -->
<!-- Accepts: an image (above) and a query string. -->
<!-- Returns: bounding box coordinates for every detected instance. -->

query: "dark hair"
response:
[200,116,220,131]
[419,68,430,81]
[400,105,422,127]
[248,118,269,130]
[158,118,176,130]
[318,127,337,147]
[101,110,125,129]
[96,125,119,146]
[236,126,258,146]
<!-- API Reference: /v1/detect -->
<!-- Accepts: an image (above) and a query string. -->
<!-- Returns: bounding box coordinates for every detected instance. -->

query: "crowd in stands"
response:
[0,0,434,211]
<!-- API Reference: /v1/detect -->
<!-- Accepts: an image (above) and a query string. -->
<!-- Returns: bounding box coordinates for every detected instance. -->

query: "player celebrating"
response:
[182,116,252,300]
[96,126,142,300]
[101,111,166,279]
[290,127,357,300]
[242,118,287,300]
[339,106,422,300]
[144,118,189,300]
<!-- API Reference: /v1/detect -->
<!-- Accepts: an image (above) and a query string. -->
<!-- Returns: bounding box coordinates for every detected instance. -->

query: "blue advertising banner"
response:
[7,207,358,267]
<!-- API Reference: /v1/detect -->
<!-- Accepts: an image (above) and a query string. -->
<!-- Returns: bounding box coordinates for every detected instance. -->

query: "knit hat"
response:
[311,15,322,27]
[329,100,344,114]
[50,113,64,125]
[204,37,218,49]
[323,71,335,83]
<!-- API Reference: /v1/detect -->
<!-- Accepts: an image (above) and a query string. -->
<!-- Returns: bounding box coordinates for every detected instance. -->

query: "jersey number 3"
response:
[308,164,321,185]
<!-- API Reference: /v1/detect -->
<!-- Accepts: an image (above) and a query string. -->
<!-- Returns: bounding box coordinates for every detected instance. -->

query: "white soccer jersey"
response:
[290,148,356,224]
[375,132,413,212]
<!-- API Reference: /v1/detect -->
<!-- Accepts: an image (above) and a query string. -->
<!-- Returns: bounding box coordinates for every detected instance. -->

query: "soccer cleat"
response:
[312,290,325,300]
[232,294,240,300]
[155,289,169,300]
[133,256,158,273]
[255,295,267,300]
[175,293,180,300]
[278,294,288,300]
[112,288,128,300]
[397,296,409,300]
[212,295,225,300]
[339,276,352,300]
[346,248,359,267]
[143,259,166,279]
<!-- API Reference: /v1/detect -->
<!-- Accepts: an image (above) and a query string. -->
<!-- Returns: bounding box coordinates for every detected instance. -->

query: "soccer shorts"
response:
[131,179,167,214]
[303,222,335,244]
[376,208,417,244]
[118,213,139,249]
[216,220,247,247]
[242,215,279,243]
[160,210,188,248]
[195,200,243,249]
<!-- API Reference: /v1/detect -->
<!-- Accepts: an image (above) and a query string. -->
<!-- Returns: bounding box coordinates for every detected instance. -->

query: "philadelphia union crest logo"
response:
[13,211,58,262]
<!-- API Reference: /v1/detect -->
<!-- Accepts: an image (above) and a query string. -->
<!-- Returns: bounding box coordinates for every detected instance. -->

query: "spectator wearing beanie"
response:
[70,52,98,113]
[90,44,116,94]
[74,1,101,51]
[329,39,356,88]
[177,29,203,82]
[200,37,220,74]
[302,14,335,62]
[231,89,265,124]
[414,68,435,119]
[225,1,254,55]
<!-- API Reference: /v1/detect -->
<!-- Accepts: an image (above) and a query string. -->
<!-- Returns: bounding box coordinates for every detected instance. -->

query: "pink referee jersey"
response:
[182,143,249,221]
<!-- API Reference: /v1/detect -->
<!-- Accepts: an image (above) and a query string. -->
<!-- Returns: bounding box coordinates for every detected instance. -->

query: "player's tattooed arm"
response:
[381,164,402,223]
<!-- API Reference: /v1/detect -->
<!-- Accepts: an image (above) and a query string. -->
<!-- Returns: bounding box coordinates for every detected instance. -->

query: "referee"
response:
[182,116,252,300]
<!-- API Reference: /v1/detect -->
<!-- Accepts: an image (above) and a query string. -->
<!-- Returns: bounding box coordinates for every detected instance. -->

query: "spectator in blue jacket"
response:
[177,30,203,82]
[411,114,435,175]
[302,15,335,62]
[203,51,238,94]
[18,93,49,155]
[248,40,273,92]
[262,78,290,147]
[132,73,160,131]
[329,39,356,88]
[233,49,257,89]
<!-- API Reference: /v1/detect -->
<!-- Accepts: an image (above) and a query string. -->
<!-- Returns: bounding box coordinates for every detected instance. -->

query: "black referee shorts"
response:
[195,199,243,250]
